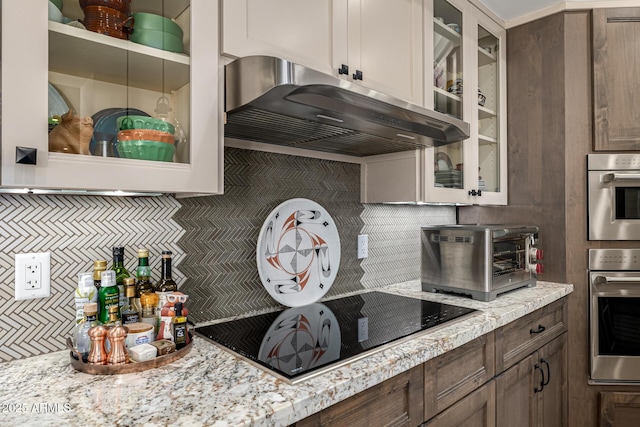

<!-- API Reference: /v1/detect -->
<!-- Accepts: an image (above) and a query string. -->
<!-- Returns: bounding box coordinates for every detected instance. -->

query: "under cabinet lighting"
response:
[0,188,165,197]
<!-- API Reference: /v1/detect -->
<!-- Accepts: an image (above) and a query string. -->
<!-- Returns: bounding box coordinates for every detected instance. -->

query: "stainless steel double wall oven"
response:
[588,154,640,383]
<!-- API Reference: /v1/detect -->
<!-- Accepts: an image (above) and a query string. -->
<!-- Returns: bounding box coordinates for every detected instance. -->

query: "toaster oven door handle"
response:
[602,173,640,183]
[493,226,539,238]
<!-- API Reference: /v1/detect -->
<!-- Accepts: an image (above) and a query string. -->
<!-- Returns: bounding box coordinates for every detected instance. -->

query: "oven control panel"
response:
[589,248,640,271]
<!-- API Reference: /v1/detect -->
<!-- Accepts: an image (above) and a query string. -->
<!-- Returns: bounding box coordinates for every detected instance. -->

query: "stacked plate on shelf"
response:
[435,170,462,188]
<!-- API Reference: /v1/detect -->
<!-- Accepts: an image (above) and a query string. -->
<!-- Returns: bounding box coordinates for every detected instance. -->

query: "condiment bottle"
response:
[75,302,98,363]
[98,270,120,324]
[154,250,177,292]
[87,325,108,365]
[120,278,140,325]
[135,249,154,313]
[110,246,130,313]
[140,291,159,333]
[93,259,107,291]
[172,302,188,350]
[106,322,128,365]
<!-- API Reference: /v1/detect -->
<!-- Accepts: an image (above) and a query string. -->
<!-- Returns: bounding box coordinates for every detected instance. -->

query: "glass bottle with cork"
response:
[120,277,139,325]
[110,246,130,313]
[134,248,154,315]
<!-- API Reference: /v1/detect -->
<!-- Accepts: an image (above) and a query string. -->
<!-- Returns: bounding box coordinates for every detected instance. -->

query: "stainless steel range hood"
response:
[224,56,470,157]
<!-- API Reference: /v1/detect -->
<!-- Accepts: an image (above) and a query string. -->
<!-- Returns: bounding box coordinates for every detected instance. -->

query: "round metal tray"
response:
[66,334,193,375]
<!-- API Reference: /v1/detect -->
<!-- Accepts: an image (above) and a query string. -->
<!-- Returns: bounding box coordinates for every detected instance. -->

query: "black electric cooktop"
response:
[195,291,476,382]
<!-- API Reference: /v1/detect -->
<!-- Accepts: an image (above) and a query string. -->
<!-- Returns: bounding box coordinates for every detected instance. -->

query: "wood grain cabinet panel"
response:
[423,380,496,427]
[423,332,495,421]
[600,392,640,427]
[296,365,424,427]
[495,298,567,373]
[593,8,640,151]
[496,333,567,427]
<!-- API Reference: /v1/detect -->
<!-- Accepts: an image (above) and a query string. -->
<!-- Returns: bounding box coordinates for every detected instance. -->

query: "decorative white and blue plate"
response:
[256,198,340,307]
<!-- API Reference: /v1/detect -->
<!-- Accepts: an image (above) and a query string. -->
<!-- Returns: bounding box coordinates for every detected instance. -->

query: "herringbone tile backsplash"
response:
[0,195,184,362]
[0,147,454,362]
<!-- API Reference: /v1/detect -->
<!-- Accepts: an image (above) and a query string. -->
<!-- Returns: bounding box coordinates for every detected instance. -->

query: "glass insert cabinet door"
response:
[477,24,500,195]
[433,0,464,192]
[1,0,221,195]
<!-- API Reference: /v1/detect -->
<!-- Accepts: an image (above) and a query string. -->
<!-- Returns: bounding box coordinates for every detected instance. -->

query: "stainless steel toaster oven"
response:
[421,225,543,301]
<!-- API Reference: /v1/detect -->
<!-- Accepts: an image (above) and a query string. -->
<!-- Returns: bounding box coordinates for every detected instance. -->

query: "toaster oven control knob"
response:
[535,263,544,274]
[530,248,544,262]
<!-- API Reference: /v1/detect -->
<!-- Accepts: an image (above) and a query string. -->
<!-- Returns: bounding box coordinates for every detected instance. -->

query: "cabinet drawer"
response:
[296,365,424,427]
[495,297,567,373]
[423,380,496,427]
[424,332,495,421]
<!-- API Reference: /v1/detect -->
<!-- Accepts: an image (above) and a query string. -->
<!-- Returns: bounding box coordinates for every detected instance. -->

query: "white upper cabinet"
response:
[222,0,346,77]
[2,0,222,195]
[362,0,506,205]
[221,0,423,105]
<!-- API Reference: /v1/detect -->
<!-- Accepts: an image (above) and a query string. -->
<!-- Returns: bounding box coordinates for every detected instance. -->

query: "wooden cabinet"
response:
[2,0,222,195]
[297,298,568,427]
[495,297,567,373]
[221,0,423,105]
[593,8,640,151]
[361,0,507,205]
[600,392,640,427]
[495,334,567,427]
[423,380,496,427]
[295,365,424,427]
[423,332,495,420]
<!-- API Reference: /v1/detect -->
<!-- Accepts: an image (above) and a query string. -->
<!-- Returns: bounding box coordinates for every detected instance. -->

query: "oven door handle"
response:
[602,172,640,182]
[594,275,640,285]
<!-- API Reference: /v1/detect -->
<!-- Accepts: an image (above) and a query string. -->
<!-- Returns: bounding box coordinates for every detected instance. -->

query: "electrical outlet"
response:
[15,252,51,301]
[357,234,368,259]
[357,317,369,342]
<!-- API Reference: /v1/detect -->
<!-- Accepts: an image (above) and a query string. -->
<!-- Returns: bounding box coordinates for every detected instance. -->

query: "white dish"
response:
[48,82,70,119]
[256,198,341,307]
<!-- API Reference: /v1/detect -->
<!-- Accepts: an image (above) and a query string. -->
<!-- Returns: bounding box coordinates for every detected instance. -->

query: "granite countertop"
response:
[0,280,573,427]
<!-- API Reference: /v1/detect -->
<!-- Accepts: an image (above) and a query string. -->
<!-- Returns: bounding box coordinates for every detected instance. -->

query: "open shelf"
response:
[48,21,190,92]
[478,105,496,119]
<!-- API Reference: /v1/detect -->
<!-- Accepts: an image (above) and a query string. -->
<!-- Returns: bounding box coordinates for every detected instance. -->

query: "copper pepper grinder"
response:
[107,323,128,365]
[87,325,108,365]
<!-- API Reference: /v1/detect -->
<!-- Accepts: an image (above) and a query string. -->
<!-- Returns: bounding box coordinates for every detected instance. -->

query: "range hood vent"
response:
[224,56,470,157]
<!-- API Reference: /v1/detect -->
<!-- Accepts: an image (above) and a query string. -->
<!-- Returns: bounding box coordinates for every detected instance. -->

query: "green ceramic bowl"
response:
[131,12,183,39]
[117,140,175,162]
[130,28,183,53]
[117,115,175,134]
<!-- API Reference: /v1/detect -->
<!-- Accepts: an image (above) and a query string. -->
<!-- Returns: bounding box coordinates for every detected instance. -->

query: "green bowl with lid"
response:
[129,29,183,53]
[130,12,183,39]
[117,115,175,134]
[117,140,175,162]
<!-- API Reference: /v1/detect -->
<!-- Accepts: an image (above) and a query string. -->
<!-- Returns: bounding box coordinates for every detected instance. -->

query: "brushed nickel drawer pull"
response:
[530,324,546,334]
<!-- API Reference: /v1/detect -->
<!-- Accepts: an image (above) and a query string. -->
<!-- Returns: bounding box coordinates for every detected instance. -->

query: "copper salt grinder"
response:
[107,323,129,365]
[87,325,108,365]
